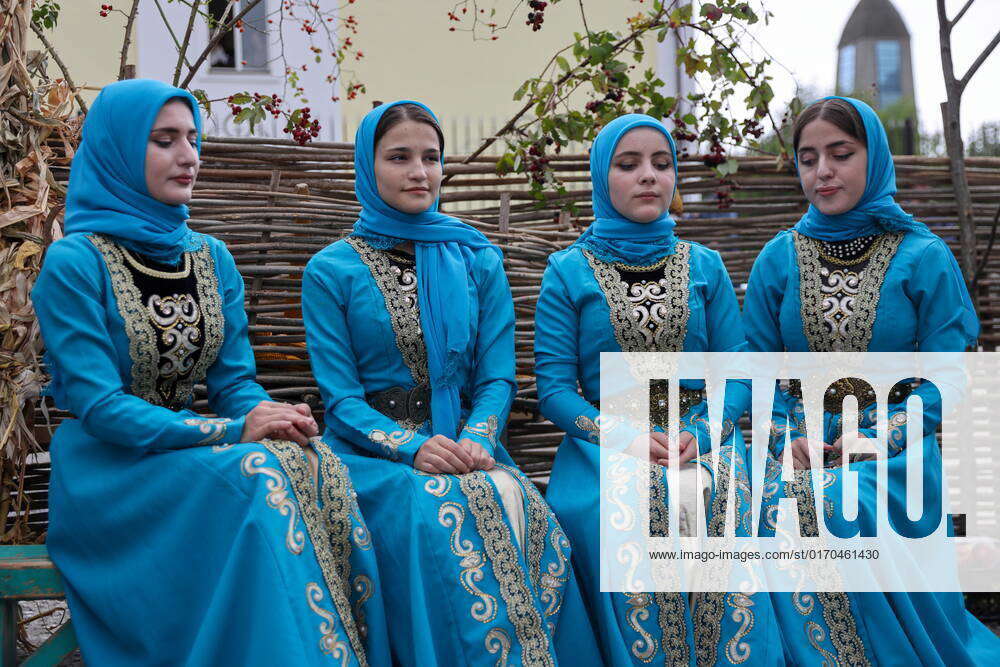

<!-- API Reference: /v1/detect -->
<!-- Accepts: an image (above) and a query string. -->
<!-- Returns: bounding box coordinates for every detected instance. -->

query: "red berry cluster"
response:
[585,100,603,113]
[742,117,764,139]
[526,1,547,31]
[345,82,364,101]
[283,107,320,146]
[526,140,551,185]
[98,3,113,17]
[671,117,698,143]
[702,142,726,168]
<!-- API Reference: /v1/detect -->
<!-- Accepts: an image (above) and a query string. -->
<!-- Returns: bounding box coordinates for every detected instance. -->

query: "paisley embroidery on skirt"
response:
[438,500,499,623]
[260,439,369,666]
[485,627,512,666]
[306,582,351,665]
[459,472,555,666]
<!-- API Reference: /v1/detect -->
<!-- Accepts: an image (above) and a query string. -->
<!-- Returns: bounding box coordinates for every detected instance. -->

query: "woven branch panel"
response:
[19,136,1000,542]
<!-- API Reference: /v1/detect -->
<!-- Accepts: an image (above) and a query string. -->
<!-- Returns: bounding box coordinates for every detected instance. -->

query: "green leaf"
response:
[556,56,570,72]
[513,80,530,102]
[717,158,740,176]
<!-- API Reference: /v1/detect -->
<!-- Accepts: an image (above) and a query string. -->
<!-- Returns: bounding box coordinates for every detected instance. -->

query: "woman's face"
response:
[373,119,443,214]
[796,118,868,215]
[145,100,199,206]
[607,127,676,224]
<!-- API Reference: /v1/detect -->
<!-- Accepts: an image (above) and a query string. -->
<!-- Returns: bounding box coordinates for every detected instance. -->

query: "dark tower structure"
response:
[836,0,916,151]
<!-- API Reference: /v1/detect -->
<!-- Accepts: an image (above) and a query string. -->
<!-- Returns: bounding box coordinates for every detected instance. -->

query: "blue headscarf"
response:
[351,100,501,440]
[793,96,925,241]
[65,79,203,264]
[573,114,678,265]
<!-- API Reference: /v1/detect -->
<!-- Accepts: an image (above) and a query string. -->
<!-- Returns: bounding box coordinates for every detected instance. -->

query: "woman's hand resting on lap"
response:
[240,401,318,446]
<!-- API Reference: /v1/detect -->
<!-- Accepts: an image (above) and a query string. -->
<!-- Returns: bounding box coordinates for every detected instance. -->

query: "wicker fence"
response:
[19,137,1000,541]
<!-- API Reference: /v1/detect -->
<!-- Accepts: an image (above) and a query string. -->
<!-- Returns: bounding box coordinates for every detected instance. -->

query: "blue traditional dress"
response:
[302,100,597,666]
[744,96,1000,665]
[32,80,389,666]
[537,114,783,666]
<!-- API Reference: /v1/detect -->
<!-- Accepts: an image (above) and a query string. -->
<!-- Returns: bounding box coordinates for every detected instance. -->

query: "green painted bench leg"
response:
[22,619,77,667]
[1,599,17,667]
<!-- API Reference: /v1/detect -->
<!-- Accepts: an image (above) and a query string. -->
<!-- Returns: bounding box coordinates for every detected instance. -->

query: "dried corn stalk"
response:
[1,0,79,544]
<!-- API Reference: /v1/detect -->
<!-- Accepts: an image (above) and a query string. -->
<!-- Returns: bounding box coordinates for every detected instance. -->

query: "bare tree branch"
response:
[952,0,975,27]
[118,0,141,80]
[30,22,88,113]
[151,0,194,81]
[577,0,591,43]
[960,28,1000,91]
[173,0,202,87]
[180,0,266,89]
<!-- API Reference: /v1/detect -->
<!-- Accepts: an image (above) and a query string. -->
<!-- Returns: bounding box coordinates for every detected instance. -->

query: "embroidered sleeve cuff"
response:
[181,416,240,447]
[460,415,501,454]
[367,426,427,466]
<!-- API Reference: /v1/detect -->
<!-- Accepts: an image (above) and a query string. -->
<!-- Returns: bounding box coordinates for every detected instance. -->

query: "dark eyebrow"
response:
[798,140,855,153]
[150,127,196,135]
[613,150,672,159]
[383,146,440,153]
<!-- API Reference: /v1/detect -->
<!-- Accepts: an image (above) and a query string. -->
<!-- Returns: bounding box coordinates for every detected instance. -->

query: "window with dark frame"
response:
[208,0,269,72]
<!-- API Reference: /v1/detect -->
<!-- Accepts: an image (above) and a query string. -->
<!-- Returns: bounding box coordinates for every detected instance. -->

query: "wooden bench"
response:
[0,545,76,666]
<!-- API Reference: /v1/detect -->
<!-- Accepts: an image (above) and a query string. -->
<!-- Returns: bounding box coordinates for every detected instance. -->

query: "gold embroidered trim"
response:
[486,627,512,666]
[575,414,601,443]
[795,231,902,352]
[624,593,657,662]
[464,415,500,448]
[653,592,690,665]
[648,464,669,538]
[414,470,453,497]
[183,416,231,444]
[783,469,870,665]
[692,446,742,665]
[89,235,160,403]
[261,439,368,666]
[805,621,837,665]
[816,591,870,666]
[306,582,352,664]
[499,462,570,627]
[367,427,417,461]
[89,235,223,407]
[439,500,498,623]
[725,592,755,664]
[351,575,373,640]
[239,449,306,554]
[120,246,192,278]
[888,412,908,454]
[493,463,553,605]
[347,236,430,385]
[583,242,691,354]
[183,238,224,400]
[459,472,554,666]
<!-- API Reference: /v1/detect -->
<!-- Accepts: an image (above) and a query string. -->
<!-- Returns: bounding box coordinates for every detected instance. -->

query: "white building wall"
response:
[135,0,342,141]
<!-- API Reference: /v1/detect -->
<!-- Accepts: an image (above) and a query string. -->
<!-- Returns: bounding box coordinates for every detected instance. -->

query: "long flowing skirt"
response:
[47,420,389,667]
[328,434,599,666]
[546,429,785,667]
[758,426,1000,666]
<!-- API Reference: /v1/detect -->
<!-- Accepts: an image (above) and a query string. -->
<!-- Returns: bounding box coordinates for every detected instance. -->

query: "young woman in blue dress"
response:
[536,113,783,666]
[301,100,598,666]
[32,79,389,666]
[744,95,1000,665]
